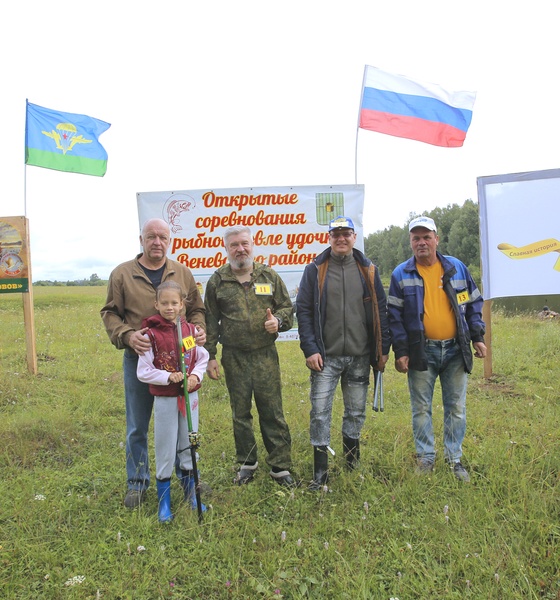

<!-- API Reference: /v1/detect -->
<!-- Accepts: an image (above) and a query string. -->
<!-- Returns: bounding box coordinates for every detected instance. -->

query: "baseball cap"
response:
[329,216,355,231]
[408,216,437,232]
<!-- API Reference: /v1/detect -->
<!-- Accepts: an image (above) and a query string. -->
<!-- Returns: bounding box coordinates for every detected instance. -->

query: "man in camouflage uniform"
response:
[204,226,296,487]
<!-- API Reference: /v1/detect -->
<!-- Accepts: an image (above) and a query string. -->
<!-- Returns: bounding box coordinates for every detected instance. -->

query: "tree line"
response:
[34,273,107,287]
[364,199,481,285]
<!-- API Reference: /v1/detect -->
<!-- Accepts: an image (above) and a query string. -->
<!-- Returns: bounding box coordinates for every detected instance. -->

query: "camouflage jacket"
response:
[204,262,293,359]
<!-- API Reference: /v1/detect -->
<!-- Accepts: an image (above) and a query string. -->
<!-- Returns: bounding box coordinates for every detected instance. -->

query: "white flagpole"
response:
[355,65,368,184]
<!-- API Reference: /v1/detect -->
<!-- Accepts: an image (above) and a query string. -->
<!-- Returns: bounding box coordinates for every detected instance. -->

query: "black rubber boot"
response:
[309,446,329,491]
[343,436,360,470]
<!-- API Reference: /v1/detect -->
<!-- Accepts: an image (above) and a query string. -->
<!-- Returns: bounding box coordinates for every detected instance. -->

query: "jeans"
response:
[309,354,370,447]
[123,349,154,491]
[407,338,468,463]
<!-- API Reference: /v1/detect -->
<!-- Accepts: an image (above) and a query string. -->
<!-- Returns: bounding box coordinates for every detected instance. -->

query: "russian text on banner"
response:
[359,65,476,148]
[25,101,111,176]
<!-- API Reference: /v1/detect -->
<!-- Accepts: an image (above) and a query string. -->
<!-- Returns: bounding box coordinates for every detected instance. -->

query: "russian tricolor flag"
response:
[359,66,476,148]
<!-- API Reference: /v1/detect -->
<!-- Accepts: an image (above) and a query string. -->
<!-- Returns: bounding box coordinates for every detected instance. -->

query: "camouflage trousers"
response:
[221,344,292,470]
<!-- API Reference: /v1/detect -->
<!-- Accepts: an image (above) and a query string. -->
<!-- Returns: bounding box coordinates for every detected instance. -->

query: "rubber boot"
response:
[156,478,173,523]
[180,469,207,512]
[309,446,329,491]
[343,436,360,470]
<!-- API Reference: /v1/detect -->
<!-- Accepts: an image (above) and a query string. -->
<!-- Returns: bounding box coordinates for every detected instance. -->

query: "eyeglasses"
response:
[329,230,354,239]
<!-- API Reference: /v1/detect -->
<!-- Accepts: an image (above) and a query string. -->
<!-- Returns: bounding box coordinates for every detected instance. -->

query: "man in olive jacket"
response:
[204,225,296,488]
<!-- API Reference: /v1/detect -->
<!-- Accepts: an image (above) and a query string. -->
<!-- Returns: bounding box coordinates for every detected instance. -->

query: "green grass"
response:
[1,288,559,599]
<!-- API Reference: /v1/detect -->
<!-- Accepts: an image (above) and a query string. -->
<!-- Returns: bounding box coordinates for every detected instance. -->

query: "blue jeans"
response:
[123,349,154,491]
[309,354,370,447]
[407,339,468,463]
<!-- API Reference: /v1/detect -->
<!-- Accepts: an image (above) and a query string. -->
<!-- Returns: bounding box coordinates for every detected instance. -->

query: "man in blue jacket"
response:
[297,216,390,490]
[388,216,487,482]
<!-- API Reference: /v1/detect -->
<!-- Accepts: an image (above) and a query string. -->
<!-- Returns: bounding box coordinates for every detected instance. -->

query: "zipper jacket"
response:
[138,315,202,396]
[204,261,294,359]
[387,252,485,373]
[296,247,390,370]
[101,255,205,350]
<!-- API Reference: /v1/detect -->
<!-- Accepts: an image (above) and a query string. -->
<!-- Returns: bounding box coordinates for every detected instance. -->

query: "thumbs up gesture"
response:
[264,308,279,334]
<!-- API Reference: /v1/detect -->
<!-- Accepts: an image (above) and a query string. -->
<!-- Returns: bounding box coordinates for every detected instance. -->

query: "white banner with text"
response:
[137,184,365,339]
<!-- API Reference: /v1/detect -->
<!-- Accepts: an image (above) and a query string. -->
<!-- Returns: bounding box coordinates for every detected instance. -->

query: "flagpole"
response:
[355,65,368,184]
[24,99,28,216]
[24,166,27,217]
[354,128,359,185]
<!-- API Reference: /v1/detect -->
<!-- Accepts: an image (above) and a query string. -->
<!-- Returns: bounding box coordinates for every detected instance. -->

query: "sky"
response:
[1,1,559,282]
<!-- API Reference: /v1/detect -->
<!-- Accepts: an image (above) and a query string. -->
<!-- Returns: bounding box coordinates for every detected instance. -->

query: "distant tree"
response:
[90,273,100,283]
[365,224,409,279]
[446,200,480,269]
[364,232,383,269]
[364,199,482,285]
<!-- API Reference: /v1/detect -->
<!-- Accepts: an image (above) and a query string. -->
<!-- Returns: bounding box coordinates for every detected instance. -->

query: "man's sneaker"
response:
[270,470,299,488]
[233,462,258,485]
[415,458,434,475]
[452,461,470,482]
[123,489,146,509]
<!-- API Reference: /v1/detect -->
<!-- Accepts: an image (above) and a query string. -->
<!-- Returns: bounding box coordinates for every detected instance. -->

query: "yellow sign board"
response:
[0,216,30,294]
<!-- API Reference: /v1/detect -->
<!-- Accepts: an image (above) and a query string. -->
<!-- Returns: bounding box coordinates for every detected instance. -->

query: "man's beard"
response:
[230,254,252,270]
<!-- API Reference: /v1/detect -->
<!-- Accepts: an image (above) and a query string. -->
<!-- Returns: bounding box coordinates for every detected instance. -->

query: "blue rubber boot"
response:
[180,469,207,512]
[156,478,173,523]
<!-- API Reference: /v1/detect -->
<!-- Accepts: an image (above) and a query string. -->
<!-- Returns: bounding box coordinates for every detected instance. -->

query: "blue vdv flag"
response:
[25,100,111,176]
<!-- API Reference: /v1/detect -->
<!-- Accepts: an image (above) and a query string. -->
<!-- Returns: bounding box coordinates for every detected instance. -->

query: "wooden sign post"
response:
[0,216,37,374]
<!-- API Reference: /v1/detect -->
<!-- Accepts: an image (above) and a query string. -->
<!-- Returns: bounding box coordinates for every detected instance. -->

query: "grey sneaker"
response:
[270,470,298,488]
[415,459,434,475]
[123,489,146,508]
[453,461,470,482]
[233,461,258,485]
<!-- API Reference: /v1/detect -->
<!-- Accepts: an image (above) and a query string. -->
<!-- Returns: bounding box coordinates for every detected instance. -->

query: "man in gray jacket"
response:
[297,216,390,490]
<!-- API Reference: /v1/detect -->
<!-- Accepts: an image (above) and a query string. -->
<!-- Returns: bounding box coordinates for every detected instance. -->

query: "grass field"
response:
[0,287,559,599]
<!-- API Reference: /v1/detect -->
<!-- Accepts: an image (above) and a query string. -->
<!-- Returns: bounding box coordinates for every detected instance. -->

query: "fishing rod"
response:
[176,316,204,523]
